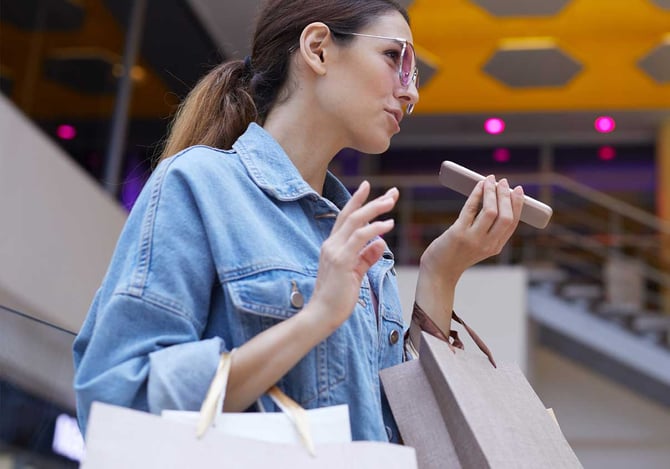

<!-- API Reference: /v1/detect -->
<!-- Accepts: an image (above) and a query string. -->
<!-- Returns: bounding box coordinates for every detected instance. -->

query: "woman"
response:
[73,0,524,442]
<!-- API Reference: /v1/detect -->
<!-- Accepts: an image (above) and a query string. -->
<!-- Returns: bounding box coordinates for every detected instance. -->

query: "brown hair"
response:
[159,0,408,161]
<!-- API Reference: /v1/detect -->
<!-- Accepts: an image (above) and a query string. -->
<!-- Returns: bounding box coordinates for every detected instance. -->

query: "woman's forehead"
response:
[360,11,413,43]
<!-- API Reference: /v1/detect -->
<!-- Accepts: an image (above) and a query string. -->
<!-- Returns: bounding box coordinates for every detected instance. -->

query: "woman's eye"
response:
[385,50,401,63]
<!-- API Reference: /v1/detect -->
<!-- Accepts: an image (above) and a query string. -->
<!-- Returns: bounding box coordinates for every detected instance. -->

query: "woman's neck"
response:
[263,99,344,195]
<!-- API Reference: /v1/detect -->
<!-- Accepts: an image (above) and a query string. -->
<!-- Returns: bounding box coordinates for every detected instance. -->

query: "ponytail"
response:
[158,60,257,162]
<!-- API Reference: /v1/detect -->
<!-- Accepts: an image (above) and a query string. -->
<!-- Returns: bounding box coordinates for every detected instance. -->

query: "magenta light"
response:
[594,116,616,134]
[598,146,616,161]
[493,147,510,163]
[57,124,77,140]
[484,118,505,135]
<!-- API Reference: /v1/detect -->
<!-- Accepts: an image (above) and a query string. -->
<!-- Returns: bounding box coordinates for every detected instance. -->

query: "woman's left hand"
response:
[420,175,525,287]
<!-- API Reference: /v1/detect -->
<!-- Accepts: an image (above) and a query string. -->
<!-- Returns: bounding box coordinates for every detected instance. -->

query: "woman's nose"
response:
[398,81,419,115]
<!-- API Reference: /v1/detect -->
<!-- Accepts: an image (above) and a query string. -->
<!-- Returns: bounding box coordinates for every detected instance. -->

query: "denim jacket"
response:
[73,123,407,441]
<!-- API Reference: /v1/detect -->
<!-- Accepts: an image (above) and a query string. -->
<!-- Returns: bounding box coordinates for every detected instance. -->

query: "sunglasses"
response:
[330,30,419,115]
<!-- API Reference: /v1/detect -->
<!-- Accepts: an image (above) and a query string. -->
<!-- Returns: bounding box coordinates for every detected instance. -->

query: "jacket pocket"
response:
[225,268,347,407]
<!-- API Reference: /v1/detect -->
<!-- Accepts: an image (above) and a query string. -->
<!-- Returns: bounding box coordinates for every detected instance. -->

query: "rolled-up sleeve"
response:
[73,151,226,435]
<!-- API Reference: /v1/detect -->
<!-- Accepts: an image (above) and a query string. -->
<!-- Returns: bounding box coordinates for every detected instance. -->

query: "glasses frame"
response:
[329,30,419,115]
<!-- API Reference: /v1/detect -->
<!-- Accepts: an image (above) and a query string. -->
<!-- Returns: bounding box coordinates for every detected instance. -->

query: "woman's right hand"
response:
[308,180,399,331]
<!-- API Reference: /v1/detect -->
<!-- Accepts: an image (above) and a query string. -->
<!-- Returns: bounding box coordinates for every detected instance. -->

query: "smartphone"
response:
[439,161,553,229]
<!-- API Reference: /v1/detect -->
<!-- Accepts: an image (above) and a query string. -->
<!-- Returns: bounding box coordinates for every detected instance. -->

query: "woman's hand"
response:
[308,180,399,331]
[422,175,524,283]
[414,176,524,332]
[222,182,397,411]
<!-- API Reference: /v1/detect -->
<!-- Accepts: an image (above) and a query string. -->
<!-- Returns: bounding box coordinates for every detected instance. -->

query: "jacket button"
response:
[290,290,304,309]
[389,329,400,345]
[290,281,304,309]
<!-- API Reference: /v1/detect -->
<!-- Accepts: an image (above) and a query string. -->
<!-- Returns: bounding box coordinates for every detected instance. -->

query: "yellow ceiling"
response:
[409,0,670,114]
[3,0,668,120]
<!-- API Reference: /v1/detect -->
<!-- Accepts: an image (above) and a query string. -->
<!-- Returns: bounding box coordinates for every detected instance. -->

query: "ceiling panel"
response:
[409,0,670,114]
[471,0,572,17]
[482,42,582,88]
[638,38,670,84]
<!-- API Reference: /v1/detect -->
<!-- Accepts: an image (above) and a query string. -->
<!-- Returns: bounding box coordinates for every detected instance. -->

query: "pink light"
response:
[484,118,505,135]
[57,124,77,140]
[493,147,510,162]
[594,116,616,134]
[598,146,616,161]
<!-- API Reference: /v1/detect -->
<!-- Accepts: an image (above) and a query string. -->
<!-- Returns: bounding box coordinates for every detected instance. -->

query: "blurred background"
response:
[1,0,669,467]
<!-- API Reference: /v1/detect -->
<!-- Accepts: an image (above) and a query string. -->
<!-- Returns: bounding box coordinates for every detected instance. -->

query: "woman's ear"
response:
[298,22,332,76]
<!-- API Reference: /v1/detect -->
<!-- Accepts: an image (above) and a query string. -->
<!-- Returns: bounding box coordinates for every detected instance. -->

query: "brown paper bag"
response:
[380,332,582,469]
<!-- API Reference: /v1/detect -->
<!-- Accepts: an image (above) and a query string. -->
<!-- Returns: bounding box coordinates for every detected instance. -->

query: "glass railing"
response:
[0,303,83,467]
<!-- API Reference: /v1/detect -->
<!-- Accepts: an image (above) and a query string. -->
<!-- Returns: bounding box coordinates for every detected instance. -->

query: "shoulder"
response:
[129,145,246,217]
[161,145,241,176]
[151,145,249,192]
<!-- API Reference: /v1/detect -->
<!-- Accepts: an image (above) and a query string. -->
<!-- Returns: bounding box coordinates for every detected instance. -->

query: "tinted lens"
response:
[406,68,418,115]
[400,43,416,87]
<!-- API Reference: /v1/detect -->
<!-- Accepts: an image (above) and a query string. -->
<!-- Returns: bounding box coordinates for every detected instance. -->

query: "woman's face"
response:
[318,11,419,154]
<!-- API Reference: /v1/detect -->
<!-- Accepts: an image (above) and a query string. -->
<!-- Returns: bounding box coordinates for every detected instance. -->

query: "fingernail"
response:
[384,187,399,198]
[379,188,396,201]
[384,218,395,226]
[500,178,509,187]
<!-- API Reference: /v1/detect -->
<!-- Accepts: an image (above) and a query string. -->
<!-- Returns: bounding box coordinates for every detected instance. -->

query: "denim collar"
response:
[233,122,350,210]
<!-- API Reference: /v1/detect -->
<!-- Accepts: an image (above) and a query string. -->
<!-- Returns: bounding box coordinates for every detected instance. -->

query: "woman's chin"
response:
[355,135,393,155]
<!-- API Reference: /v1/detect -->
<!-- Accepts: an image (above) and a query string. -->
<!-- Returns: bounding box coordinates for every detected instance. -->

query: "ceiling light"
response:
[594,116,616,133]
[484,118,506,135]
[598,146,616,160]
[56,124,77,140]
[493,147,511,162]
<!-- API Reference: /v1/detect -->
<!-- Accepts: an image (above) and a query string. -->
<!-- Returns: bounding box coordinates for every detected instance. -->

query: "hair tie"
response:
[243,55,253,74]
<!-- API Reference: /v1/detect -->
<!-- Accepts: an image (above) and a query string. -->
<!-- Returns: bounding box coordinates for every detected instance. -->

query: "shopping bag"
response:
[82,351,418,468]
[163,402,352,446]
[159,349,352,451]
[380,332,582,469]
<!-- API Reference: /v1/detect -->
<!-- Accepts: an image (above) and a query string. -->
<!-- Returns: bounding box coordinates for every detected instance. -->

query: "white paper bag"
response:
[82,350,417,468]
[162,403,352,445]
[82,403,417,469]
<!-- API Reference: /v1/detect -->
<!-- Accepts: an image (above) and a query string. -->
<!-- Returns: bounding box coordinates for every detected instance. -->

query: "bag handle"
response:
[411,303,497,368]
[196,350,316,455]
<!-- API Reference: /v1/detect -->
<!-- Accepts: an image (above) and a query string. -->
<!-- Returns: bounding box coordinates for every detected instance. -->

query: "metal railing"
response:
[339,171,670,314]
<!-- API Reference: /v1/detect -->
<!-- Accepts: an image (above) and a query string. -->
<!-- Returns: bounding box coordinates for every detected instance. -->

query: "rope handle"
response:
[195,350,315,455]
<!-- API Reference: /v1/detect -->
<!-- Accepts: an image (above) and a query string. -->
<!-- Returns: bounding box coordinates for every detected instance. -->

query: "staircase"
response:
[528,278,670,407]
[503,172,670,407]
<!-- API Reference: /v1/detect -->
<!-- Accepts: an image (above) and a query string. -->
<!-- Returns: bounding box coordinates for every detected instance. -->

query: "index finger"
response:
[332,180,371,232]
[333,183,399,234]
[453,178,486,229]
